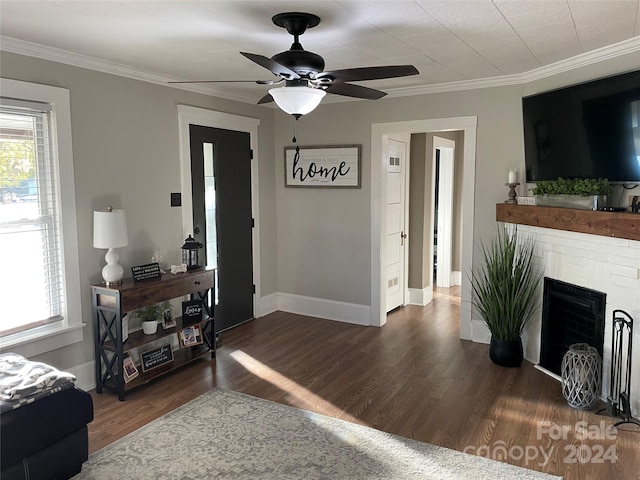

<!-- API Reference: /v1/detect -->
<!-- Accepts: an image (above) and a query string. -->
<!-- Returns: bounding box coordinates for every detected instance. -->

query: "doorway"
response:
[432,136,455,289]
[177,106,261,331]
[189,125,253,332]
[371,117,477,338]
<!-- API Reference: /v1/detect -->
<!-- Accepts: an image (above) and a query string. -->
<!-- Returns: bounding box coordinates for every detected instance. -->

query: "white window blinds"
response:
[0,98,65,336]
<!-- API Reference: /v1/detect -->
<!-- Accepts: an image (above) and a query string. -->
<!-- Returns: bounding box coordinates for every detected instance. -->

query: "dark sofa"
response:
[1,386,94,480]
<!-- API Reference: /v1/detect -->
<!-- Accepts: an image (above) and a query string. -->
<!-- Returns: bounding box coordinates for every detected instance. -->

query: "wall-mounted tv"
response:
[522,70,640,183]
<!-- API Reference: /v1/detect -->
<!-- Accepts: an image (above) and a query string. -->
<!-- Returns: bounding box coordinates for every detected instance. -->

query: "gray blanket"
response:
[0,353,76,412]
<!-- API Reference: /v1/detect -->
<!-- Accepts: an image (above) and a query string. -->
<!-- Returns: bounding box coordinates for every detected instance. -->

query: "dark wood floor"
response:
[88,287,639,480]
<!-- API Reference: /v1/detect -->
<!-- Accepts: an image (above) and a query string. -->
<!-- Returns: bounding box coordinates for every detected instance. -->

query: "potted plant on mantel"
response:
[469,226,542,367]
[532,177,611,210]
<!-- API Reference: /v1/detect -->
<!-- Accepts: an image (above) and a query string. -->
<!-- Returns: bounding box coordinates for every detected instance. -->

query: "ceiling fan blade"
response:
[325,82,387,100]
[168,79,282,85]
[257,93,274,105]
[240,52,300,80]
[316,65,419,83]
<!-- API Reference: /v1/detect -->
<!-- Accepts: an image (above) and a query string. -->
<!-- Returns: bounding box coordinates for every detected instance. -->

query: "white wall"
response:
[273,85,525,309]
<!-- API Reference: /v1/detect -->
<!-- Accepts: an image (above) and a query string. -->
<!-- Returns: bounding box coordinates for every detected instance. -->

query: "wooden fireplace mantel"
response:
[496,203,640,242]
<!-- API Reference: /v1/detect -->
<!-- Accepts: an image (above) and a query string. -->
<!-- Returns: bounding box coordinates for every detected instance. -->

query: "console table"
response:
[91,267,215,401]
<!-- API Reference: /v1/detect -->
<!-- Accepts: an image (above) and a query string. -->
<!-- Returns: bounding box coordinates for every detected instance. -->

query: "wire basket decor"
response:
[561,343,602,409]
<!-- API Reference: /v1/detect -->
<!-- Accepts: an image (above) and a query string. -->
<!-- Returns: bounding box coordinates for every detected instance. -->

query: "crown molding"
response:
[521,36,640,83]
[0,36,258,104]
[385,73,524,98]
[385,36,640,99]
[2,34,639,104]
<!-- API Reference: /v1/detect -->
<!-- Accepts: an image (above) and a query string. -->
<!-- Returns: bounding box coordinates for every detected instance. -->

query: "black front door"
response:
[189,125,253,332]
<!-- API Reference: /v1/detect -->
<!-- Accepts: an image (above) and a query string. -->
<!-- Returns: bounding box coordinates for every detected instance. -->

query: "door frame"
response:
[177,105,261,315]
[371,117,477,338]
[432,136,455,288]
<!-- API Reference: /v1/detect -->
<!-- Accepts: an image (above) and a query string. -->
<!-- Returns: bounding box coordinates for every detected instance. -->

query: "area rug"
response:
[75,388,561,480]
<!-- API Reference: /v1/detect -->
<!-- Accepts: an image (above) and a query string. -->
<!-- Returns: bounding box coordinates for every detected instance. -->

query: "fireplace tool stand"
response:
[598,309,640,429]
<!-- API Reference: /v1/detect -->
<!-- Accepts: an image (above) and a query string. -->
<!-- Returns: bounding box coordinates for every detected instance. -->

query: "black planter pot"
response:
[489,337,523,367]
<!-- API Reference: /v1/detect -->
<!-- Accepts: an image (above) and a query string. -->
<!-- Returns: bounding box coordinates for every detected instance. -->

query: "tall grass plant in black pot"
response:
[470,226,542,367]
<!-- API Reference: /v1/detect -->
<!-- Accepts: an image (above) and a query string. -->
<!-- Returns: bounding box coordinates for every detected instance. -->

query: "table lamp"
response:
[93,206,128,285]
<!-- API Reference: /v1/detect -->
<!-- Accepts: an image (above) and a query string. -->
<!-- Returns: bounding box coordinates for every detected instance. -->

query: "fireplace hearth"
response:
[539,278,606,376]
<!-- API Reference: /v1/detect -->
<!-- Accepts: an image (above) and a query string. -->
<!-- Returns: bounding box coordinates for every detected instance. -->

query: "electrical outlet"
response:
[170,192,181,207]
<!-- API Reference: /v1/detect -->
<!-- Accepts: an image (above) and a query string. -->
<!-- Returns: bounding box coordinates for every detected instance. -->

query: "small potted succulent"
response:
[134,301,170,335]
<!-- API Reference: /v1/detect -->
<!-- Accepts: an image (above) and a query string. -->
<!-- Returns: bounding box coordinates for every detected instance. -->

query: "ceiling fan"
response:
[170,12,419,117]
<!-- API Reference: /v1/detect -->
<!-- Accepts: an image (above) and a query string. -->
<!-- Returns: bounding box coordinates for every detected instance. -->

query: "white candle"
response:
[508,169,517,184]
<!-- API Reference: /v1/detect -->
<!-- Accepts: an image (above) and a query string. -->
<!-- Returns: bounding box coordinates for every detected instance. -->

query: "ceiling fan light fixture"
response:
[169,13,418,109]
[269,86,326,116]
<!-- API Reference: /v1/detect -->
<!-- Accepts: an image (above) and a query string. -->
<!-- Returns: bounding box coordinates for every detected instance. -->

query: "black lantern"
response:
[181,235,203,270]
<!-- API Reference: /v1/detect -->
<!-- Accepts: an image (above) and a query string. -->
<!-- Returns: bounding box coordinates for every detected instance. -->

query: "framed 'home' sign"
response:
[284,145,361,188]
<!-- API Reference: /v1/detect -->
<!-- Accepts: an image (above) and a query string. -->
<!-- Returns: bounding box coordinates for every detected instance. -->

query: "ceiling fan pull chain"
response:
[292,116,299,144]
[294,119,301,161]
[293,144,301,167]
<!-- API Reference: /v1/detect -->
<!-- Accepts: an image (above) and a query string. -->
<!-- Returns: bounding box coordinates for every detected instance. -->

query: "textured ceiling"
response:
[1,1,639,104]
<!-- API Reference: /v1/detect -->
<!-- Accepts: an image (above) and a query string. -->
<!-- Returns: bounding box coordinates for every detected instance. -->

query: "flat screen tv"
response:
[522,69,640,183]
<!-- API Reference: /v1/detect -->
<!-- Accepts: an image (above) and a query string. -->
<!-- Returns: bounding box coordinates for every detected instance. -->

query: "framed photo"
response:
[284,145,361,188]
[180,324,203,347]
[122,314,130,342]
[123,353,139,383]
[162,309,176,329]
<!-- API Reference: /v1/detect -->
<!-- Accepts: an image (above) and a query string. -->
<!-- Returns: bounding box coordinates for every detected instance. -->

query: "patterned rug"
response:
[75,388,561,479]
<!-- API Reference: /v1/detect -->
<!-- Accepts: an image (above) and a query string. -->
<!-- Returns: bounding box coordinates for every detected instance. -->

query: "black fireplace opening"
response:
[539,277,606,375]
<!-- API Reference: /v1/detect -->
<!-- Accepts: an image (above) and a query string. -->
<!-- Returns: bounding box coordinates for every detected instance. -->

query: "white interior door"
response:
[385,137,408,312]
[432,136,455,288]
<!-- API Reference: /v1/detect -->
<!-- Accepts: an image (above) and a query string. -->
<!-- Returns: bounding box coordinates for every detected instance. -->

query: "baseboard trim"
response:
[408,287,433,306]
[275,293,371,326]
[471,318,491,344]
[68,360,95,392]
[255,293,278,318]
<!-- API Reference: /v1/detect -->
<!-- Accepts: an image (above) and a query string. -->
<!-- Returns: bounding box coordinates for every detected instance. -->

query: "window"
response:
[0,79,82,356]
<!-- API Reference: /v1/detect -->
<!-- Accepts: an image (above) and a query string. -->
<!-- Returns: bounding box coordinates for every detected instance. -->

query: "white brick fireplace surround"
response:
[502,224,640,418]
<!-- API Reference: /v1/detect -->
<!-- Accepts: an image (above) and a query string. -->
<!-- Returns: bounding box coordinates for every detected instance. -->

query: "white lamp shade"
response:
[269,86,326,116]
[93,209,128,248]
